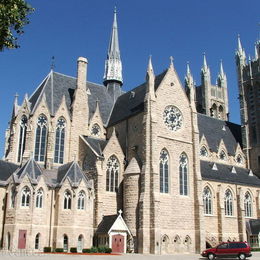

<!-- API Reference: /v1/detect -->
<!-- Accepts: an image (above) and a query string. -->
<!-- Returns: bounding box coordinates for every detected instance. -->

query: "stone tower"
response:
[236,36,260,177]
[196,54,229,120]
[103,7,123,103]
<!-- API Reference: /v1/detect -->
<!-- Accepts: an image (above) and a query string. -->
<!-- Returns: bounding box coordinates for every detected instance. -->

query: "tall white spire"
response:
[103,7,123,85]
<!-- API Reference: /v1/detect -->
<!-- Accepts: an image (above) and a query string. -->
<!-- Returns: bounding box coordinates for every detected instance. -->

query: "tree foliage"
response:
[0,0,34,51]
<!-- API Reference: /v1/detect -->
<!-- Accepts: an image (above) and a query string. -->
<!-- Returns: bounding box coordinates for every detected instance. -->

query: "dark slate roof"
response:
[14,158,42,184]
[108,70,167,126]
[200,160,260,187]
[29,72,113,124]
[96,214,118,234]
[198,114,242,156]
[82,136,108,157]
[57,161,90,188]
[0,160,19,182]
[247,219,260,235]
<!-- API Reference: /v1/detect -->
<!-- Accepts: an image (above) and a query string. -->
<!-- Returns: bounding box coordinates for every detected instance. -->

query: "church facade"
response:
[0,10,260,254]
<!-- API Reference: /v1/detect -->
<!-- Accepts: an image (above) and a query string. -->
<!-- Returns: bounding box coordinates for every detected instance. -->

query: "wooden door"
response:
[18,230,27,249]
[112,234,124,253]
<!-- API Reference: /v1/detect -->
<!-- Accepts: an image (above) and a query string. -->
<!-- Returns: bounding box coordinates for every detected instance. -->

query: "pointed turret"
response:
[145,56,155,100]
[185,62,194,90]
[103,7,123,102]
[236,35,246,67]
[12,93,19,118]
[217,60,229,120]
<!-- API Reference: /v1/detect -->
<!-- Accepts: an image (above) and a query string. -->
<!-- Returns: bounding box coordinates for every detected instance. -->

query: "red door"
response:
[112,234,124,253]
[18,230,27,249]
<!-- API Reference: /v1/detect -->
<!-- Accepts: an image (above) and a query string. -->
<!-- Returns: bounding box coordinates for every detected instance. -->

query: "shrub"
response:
[90,246,98,253]
[55,248,64,253]
[70,247,77,253]
[105,247,112,253]
[251,248,260,251]
[43,247,52,253]
[82,248,91,253]
[97,246,112,253]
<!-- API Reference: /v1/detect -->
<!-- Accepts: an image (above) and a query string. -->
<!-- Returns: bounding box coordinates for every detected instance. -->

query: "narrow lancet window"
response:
[18,115,27,162]
[160,149,169,193]
[54,117,66,164]
[34,115,48,162]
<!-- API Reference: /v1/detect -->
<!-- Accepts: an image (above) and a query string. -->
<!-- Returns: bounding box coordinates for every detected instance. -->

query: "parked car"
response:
[201,241,252,260]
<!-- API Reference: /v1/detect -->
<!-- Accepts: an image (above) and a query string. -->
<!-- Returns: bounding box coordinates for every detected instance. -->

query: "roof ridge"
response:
[53,71,105,88]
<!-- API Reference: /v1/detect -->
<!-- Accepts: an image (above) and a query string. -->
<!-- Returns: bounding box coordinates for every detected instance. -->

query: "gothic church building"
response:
[1,10,260,254]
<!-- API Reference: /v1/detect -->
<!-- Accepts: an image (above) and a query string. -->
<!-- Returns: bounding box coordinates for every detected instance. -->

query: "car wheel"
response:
[238,253,246,260]
[207,253,215,260]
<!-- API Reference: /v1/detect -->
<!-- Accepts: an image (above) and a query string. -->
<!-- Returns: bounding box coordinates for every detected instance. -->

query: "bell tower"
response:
[236,36,260,177]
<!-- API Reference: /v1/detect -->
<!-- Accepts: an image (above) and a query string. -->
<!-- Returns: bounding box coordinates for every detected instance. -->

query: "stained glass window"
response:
[54,117,66,164]
[179,153,188,195]
[18,115,27,162]
[160,149,169,193]
[106,155,119,192]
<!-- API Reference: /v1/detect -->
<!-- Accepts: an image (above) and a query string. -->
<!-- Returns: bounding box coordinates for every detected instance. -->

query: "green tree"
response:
[0,0,34,51]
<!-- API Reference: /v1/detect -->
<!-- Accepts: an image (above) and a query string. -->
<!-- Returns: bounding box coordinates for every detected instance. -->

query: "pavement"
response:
[0,251,259,260]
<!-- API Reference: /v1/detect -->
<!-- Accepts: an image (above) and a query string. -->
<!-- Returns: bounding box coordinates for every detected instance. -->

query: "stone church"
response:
[0,9,260,254]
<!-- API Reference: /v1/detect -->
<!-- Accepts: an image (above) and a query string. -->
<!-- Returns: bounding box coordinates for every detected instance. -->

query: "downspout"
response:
[48,189,54,247]
[1,191,8,249]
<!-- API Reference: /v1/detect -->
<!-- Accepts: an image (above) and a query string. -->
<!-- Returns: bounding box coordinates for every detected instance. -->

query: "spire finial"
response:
[186,61,190,75]
[170,56,174,67]
[14,93,19,106]
[203,52,207,68]
[237,34,243,54]
[51,56,55,71]
[114,6,117,13]
[147,55,153,73]
[220,59,224,77]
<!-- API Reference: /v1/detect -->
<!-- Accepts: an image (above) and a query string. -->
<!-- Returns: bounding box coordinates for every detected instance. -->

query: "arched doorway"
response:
[206,241,212,249]
[63,235,68,252]
[7,232,11,250]
[77,235,84,253]
[161,235,169,254]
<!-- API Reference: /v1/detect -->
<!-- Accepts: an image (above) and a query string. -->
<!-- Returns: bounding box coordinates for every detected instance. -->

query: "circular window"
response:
[91,124,101,137]
[163,105,183,131]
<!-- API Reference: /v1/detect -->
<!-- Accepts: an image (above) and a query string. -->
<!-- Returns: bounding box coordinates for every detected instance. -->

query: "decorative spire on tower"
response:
[236,34,246,66]
[103,7,123,86]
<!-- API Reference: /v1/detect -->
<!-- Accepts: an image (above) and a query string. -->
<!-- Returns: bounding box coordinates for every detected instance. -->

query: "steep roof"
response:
[0,160,19,184]
[57,161,91,188]
[81,136,108,157]
[14,158,42,184]
[198,114,242,156]
[200,160,260,187]
[108,70,167,126]
[96,214,118,234]
[29,72,113,124]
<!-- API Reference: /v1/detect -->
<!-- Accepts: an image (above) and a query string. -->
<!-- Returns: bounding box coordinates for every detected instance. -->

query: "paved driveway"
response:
[0,252,259,260]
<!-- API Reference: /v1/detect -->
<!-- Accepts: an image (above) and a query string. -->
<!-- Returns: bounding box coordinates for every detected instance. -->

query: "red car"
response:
[201,241,252,260]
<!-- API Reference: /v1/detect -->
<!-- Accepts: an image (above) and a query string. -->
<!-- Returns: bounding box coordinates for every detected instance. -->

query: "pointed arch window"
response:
[224,189,233,216]
[36,189,43,208]
[18,115,27,162]
[77,191,85,210]
[21,186,31,207]
[219,150,227,161]
[34,115,48,162]
[244,192,252,217]
[63,235,68,252]
[54,117,66,164]
[236,154,243,164]
[200,146,208,157]
[160,149,169,193]
[35,233,40,249]
[203,186,212,215]
[179,153,188,195]
[64,190,72,209]
[106,155,119,192]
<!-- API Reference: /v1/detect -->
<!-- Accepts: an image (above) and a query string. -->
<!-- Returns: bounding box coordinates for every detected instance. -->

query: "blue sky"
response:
[0,0,259,157]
